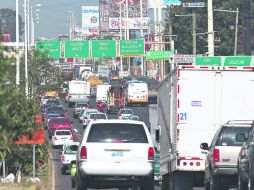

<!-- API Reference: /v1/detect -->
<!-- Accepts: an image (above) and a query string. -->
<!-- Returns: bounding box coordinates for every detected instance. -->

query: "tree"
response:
[0,8,24,42]
[164,0,245,55]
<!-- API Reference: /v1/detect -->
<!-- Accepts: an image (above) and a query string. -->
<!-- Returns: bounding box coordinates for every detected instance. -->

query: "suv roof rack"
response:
[226,120,254,125]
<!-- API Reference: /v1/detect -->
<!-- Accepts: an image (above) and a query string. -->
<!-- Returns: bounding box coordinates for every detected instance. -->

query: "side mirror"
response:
[236,133,248,142]
[155,129,160,143]
[200,142,209,150]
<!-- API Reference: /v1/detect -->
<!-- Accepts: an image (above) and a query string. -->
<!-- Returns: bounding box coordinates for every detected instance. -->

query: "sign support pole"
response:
[33,144,36,178]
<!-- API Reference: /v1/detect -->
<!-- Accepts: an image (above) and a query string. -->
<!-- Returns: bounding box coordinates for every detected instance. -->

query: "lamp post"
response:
[175,13,197,55]
[31,3,41,46]
[214,8,239,56]
[207,0,214,56]
[24,0,29,96]
[16,0,20,85]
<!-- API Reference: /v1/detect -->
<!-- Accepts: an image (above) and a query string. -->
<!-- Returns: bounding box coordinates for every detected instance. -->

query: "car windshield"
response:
[51,118,70,124]
[120,110,133,114]
[46,100,60,105]
[56,131,71,135]
[77,103,88,108]
[90,114,107,120]
[48,107,64,113]
[87,123,148,143]
[47,114,60,119]
[216,127,251,146]
[64,145,78,154]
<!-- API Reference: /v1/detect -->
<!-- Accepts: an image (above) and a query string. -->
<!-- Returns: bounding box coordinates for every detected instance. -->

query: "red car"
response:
[48,117,73,138]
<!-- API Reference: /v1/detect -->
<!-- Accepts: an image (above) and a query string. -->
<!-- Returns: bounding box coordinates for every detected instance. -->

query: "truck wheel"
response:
[76,173,88,190]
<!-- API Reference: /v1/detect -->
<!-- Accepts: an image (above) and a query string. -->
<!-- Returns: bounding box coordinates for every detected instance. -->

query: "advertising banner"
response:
[99,0,110,32]
[82,6,99,35]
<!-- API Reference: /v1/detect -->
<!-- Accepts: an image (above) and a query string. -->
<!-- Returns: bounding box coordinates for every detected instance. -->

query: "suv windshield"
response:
[87,123,148,143]
[216,127,251,146]
[90,114,106,120]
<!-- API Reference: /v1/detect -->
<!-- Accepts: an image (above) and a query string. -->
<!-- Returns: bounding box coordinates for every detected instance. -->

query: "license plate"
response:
[111,151,124,157]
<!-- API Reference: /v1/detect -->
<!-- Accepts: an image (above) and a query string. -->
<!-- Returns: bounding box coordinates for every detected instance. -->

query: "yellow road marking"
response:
[49,151,55,190]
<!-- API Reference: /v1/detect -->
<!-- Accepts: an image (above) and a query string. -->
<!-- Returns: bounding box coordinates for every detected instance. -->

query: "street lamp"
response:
[31,3,41,46]
[175,13,197,55]
[214,8,239,56]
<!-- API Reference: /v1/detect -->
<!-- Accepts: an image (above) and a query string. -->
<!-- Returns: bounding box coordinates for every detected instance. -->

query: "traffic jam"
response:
[39,61,254,190]
[39,69,161,190]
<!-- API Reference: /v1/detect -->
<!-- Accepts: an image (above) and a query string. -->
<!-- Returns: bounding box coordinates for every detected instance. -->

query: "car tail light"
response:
[80,146,87,159]
[70,135,74,140]
[61,155,65,161]
[69,95,72,99]
[213,149,220,162]
[148,147,154,160]
[86,96,90,99]
[53,136,58,140]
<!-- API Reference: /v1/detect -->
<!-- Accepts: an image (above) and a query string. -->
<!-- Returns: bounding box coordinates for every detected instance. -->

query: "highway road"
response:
[48,97,205,190]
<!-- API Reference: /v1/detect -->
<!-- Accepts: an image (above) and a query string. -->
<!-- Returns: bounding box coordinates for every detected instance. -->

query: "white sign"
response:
[109,17,149,30]
[82,6,99,35]
[183,2,206,7]
[169,54,196,64]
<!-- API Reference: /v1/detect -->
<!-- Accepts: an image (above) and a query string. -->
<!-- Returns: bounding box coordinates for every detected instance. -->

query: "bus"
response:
[124,81,148,106]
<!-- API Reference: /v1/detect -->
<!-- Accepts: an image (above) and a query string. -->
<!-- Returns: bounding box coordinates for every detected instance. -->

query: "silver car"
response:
[200,120,253,190]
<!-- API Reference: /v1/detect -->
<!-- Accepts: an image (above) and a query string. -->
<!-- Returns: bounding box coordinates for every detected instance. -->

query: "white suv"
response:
[76,120,155,190]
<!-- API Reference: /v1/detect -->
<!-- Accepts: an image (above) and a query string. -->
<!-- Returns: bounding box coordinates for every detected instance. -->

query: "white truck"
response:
[158,65,254,190]
[96,84,111,104]
[67,80,90,108]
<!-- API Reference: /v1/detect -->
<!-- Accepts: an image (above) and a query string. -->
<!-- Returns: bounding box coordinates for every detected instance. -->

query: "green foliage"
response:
[164,0,245,55]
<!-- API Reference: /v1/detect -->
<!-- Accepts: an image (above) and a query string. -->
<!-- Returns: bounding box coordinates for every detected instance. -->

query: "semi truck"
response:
[66,80,90,108]
[106,85,125,113]
[157,65,254,190]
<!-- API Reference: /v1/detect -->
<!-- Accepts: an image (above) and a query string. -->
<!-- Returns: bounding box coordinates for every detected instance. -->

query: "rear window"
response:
[120,110,133,115]
[48,107,64,112]
[56,131,71,135]
[87,123,148,143]
[216,127,251,146]
[64,145,78,154]
[90,114,107,120]
[51,118,70,123]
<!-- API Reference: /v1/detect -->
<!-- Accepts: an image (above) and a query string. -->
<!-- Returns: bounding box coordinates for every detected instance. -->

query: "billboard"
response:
[99,0,148,32]
[82,6,99,36]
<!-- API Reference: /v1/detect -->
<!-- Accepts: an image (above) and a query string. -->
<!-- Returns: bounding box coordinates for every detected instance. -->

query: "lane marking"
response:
[49,150,55,190]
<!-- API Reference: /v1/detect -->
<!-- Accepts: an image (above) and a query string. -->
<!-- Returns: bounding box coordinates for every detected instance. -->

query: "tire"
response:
[210,173,221,190]
[140,174,154,190]
[61,167,66,175]
[238,171,247,190]
[71,178,76,188]
[248,162,254,190]
[76,172,88,190]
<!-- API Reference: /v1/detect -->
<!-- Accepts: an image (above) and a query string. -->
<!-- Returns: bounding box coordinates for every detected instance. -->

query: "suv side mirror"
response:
[236,133,248,142]
[200,142,209,150]
[155,129,160,143]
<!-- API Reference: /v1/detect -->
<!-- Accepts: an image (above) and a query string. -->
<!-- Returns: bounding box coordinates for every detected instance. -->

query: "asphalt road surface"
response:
[49,97,164,190]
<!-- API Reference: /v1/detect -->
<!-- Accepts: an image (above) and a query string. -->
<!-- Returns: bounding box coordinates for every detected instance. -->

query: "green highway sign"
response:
[195,56,254,66]
[120,40,145,57]
[224,56,252,66]
[195,56,222,66]
[64,41,89,58]
[146,51,174,60]
[36,41,61,58]
[91,40,116,58]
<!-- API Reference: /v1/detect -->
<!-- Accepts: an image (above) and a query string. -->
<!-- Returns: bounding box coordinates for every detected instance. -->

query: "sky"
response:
[0,0,99,39]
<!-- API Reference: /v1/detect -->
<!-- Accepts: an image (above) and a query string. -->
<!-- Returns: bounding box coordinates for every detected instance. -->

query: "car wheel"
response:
[210,173,220,190]
[140,174,154,190]
[76,172,88,190]
[71,178,76,188]
[238,170,247,190]
[61,167,66,175]
[248,162,254,190]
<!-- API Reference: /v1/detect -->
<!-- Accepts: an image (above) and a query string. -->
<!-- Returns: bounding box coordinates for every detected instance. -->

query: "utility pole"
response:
[24,0,29,96]
[192,11,196,55]
[140,0,144,76]
[16,0,20,85]
[207,0,214,56]
[243,0,251,55]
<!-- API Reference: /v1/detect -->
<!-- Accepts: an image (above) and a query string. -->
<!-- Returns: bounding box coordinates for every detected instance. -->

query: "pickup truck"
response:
[60,142,80,175]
